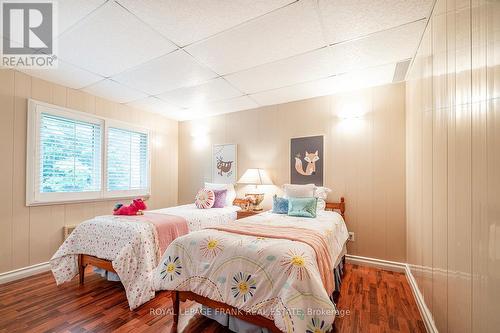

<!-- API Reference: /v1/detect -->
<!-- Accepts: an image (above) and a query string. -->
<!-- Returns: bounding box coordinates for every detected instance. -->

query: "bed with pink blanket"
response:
[50,204,240,309]
[152,208,349,332]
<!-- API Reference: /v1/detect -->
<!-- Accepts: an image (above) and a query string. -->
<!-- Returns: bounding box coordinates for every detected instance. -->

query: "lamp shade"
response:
[237,168,273,185]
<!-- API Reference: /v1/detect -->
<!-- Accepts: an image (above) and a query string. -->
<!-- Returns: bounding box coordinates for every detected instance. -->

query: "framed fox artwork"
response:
[212,144,237,184]
[290,135,324,186]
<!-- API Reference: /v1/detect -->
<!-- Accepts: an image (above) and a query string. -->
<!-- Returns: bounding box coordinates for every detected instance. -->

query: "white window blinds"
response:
[39,113,102,193]
[27,100,151,205]
[107,127,149,192]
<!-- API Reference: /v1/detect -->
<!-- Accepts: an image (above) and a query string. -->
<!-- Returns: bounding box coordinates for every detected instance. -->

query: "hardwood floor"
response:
[0,264,425,333]
[333,264,426,333]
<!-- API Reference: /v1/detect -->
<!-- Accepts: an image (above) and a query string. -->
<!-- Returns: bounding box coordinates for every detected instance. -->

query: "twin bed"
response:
[155,199,348,333]
[50,187,348,333]
[50,203,240,309]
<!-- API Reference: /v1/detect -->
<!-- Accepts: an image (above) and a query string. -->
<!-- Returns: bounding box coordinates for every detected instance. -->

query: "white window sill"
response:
[26,194,151,207]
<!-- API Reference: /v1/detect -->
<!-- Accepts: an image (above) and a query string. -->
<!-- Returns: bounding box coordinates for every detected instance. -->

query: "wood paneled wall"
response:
[0,69,178,274]
[178,82,406,262]
[406,0,500,332]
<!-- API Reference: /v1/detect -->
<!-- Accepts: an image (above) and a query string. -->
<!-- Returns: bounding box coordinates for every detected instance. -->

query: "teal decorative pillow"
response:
[287,197,318,218]
[272,195,289,214]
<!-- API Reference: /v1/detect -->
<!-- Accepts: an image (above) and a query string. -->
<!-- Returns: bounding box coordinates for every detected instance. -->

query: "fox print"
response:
[295,151,319,176]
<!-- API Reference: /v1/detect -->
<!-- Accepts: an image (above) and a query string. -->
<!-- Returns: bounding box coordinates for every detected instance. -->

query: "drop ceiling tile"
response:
[57,0,106,35]
[330,63,396,93]
[185,96,258,118]
[82,79,148,103]
[251,63,396,106]
[225,21,424,95]
[112,50,218,95]
[57,1,177,77]
[329,20,426,74]
[185,0,327,75]
[224,47,334,94]
[319,0,433,44]
[117,0,294,47]
[157,78,242,108]
[171,112,193,121]
[19,60,103,89]
[250,76,337,106]
[127,96,183,117]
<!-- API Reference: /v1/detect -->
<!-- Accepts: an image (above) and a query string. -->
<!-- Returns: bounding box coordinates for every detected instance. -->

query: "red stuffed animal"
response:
[113,198,147,216]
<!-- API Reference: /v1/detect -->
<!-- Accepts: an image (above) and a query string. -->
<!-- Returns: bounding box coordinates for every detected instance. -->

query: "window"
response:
[39,113,102,194]
[27,100,150,205]
[106,126,149,194]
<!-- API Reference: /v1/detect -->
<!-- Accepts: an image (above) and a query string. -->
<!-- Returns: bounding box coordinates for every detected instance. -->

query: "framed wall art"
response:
[290,135,324,186]
[212,144,237,184]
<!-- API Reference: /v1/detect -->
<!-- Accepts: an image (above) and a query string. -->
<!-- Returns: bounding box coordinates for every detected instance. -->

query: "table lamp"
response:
[237,168,273,211]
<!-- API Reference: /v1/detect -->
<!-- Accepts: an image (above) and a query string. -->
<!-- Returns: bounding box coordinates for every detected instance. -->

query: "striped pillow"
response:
[195,189,215,209]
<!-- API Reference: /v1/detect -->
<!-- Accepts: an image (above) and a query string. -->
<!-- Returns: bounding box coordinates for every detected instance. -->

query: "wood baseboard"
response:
[0,262,50,284]
[404,264,438,333]
[345,254,406,273]
[345,254,437,332]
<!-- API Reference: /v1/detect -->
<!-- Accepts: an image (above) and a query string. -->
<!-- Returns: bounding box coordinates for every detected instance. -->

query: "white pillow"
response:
[204,182,236,207]
[314,186,332,200]
[283,184,315,198]
[316,198,326,211]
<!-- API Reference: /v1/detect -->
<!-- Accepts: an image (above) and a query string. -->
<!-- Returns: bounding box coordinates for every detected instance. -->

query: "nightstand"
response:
[236,210,261,220]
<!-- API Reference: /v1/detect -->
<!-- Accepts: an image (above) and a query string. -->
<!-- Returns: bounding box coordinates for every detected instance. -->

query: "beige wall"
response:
[0,69,178,274]
[179,82,406,262]
[406,0,500,332]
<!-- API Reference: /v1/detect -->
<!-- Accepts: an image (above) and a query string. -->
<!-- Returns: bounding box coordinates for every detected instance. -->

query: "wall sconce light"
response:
[191,124,209,149]
[338,101,366,119]
[337,101,367,134]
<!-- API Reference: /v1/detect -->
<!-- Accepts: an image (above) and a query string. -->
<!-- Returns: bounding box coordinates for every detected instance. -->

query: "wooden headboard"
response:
[325,197,345,219]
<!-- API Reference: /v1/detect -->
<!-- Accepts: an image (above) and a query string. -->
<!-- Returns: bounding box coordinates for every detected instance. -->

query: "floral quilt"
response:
[152,211,349,333]
[50,205,239,310]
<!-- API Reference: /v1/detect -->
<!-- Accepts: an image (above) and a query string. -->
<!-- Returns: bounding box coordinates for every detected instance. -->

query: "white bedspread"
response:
[50,215,159,310]
[150,204,240,231]
[152,210,349,333]
[50,205,239,310]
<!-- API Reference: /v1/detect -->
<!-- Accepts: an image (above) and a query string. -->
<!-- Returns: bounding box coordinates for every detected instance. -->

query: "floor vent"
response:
[393,58,412,82]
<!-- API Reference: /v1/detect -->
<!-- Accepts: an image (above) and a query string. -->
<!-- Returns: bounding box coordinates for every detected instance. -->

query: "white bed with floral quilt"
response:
[50,204,240,310]
[152,207,349,333]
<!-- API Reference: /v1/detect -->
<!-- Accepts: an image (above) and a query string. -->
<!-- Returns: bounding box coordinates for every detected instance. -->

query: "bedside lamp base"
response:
[245,193,264,211]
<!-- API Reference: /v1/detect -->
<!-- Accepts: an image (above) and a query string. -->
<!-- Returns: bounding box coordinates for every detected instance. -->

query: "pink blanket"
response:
[142,212,189,257]
[206,222,335,295]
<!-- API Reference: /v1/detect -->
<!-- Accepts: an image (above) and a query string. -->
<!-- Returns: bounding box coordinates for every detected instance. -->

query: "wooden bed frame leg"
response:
[172,291,180,332]
[78,254,85,285]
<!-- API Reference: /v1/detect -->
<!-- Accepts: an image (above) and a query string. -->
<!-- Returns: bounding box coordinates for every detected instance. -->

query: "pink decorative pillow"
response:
[195,189,215,209]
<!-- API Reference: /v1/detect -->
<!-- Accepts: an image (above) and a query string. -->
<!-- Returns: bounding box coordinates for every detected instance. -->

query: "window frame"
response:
[26,99,151,206]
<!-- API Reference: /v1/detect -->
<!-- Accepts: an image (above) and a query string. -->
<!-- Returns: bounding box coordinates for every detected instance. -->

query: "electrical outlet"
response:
[348,232,355,242]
